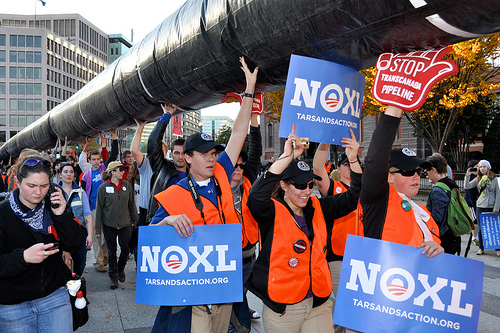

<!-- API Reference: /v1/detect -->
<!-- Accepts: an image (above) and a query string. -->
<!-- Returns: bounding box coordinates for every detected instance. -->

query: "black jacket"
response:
[0,200,87,305]
[147,117,187,223]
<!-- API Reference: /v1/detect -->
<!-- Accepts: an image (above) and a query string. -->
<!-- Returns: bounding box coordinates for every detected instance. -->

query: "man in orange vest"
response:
[151,56,258,333]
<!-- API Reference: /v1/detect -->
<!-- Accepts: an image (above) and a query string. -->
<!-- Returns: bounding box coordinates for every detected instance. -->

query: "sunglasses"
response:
[290,181,315,190]
[391,168,423,177]
[23,158,51,167]
[234,163,245,169]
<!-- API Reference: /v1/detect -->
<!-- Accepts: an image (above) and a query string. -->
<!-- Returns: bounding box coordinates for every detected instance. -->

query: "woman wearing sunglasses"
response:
[245,125,361,332]
[95,161,138,289]
[58,162,93,276]
[361,105,443,257]
[0,156,87,332]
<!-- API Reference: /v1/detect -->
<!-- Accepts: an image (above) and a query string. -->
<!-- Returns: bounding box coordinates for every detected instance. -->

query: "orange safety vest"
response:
[383,185,440,246]
[155,162,237,225]
[331,181,364,256]
[267,197,332,304]
[239,176,260,249]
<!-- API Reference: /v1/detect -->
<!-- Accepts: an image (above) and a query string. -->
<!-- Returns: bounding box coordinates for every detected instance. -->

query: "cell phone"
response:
[46,242,59,251]
[471,167,477,172]
[48,185,60,209]
[293,137,310,149]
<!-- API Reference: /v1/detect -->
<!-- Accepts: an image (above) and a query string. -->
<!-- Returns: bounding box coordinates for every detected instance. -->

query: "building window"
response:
[26,67,33,79]
[267,123,273,148]
[26,35,33,47]
[0,83,5,94]
[9,115,17,127]
[27,115,34,125]
[0,99,5,111]
[34,99,42,111]
[18,67,25,79]
[18,83,25,95]
[18,115,26,127]
[9,66,17,78]
[0,50,5,62]
[18,35,25,47]
[18,51,25,63]
[34,83,41,95]
[18,99,25,111]
[34,52,42,63]
[0,34,5,46]
[9,83,17,95]
[26,99,33,111]
[9,51,17,62]
[0,66,5,78]
[26,51,33,63]
[9,99,17,111]
[26,83,33,95]
[10,35,17,47]
[34,67,41,79]
[0,116,5,126]
[34,36,42,48]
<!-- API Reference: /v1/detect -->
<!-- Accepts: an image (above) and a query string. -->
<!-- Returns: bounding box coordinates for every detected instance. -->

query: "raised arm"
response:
[131,119,147,167]
[313,143,331,197]
[242,114,262,184]
[225,57,258,165]
[147,104,177,173]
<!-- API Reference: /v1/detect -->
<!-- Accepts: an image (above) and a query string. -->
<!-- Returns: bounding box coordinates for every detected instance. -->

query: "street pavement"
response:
[79,200,500,332]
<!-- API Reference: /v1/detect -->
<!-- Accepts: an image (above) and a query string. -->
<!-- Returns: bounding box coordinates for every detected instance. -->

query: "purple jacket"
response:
[81,163,107,199]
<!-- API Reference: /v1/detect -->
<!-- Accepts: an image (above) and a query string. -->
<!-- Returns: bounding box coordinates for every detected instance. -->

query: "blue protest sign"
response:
[135,224,243,306]
[279,54,365,144]
[479,212,500,250]
[334,235,484,332]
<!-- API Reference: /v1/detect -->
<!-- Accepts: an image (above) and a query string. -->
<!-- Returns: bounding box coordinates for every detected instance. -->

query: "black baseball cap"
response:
[281,160,322,183]
[390,148,431,170]
[337,152,348,166]
[183,133,225,154]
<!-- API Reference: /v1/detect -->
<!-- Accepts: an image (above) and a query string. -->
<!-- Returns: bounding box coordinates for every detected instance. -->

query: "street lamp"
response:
[198,121,203,133]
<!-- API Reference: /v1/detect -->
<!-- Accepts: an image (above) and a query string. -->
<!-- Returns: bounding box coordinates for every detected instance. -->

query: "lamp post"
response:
[198,121,203,133]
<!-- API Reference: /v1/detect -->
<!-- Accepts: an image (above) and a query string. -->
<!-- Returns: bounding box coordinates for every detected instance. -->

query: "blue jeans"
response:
[72,245,88,277]
[0,287,72,333]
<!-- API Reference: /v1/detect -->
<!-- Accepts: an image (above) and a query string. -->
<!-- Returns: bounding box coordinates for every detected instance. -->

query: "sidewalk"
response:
[80,231,500,332]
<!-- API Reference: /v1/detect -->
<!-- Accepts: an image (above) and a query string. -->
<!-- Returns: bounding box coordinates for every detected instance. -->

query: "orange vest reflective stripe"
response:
[331,181,364,256]
[383,185,440,246]
[267,197,332,304]
[154,163,237,225]
[239,176,259,249]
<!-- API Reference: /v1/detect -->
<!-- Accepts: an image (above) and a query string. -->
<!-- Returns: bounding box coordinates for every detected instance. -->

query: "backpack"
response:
[434,182,474,236]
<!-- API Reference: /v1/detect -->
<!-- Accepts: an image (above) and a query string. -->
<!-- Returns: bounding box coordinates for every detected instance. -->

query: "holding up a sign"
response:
[279,55,365,145]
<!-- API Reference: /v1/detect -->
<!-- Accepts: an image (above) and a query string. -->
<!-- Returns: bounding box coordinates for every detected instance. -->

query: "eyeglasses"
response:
[113,167,126,172]
[391,168,423,177]
[290,181,315,190]
[23,158,51,168]
[234,163,245,169]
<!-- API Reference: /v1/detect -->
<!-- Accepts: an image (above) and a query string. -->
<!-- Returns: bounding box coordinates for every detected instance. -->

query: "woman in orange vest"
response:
[245,126,361,333]
[361,105,443,256]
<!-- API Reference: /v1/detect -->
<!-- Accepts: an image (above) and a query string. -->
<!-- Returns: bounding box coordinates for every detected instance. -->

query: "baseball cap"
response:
[390,148,431,171]
[106,161,128,172]
[281,160,322,183]
[337,152,348,166]
[183,133,225,154]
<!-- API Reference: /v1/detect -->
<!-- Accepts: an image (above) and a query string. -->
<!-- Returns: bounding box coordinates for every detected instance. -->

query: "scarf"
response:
[478,175,490,197]
[9,188,52,233]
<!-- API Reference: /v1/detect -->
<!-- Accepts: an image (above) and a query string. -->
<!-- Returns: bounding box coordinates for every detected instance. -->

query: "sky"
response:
[1,0,241,119]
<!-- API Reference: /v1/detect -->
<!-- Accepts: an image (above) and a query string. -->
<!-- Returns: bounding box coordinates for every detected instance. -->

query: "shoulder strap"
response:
[186,174,206,224]
[434,182,451,195]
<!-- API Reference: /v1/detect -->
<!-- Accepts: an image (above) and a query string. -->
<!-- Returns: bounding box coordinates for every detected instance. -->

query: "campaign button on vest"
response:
[289,257,299,268]
[293,240,307,253]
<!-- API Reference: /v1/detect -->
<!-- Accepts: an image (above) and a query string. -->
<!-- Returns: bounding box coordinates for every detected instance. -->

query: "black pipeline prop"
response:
[2,0,500,161]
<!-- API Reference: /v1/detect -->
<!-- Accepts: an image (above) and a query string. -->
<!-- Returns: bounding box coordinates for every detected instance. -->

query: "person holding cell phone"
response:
[0,155,87,332]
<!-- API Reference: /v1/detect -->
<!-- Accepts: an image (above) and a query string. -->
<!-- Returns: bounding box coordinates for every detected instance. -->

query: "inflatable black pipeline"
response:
[2,0,500,161]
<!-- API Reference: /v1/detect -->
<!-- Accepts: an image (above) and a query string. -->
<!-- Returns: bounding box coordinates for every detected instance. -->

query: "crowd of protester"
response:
[0,56,496,333]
